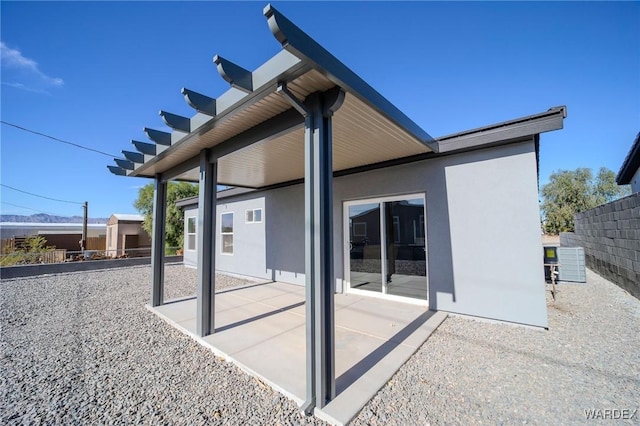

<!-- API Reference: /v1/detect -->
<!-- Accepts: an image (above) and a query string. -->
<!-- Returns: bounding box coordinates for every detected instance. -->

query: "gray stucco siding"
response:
[183,197,269,281]
[216,197,268,280]
[183,138,547,327]
[332,140,546,327]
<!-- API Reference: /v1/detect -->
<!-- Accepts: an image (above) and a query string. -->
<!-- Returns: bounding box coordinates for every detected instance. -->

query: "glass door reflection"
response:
[383,198,427,299]
[348,203,382,293]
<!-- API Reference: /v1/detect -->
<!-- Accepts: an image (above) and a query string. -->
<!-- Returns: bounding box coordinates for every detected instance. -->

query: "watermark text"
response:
[584,409,637,420]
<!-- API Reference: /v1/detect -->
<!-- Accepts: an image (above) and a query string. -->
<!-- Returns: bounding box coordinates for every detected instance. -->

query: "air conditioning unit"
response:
[557,247,586,283]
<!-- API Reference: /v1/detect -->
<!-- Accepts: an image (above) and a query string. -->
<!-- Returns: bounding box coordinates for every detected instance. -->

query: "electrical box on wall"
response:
[558,247,586,283]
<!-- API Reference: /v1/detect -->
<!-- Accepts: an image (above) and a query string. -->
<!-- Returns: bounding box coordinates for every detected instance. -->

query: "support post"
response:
[299,88,344,413]
[150,175,167,307]
[196,149,217,337]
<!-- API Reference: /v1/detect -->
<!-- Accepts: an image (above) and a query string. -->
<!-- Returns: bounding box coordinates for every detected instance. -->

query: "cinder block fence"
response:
[560,193,640,299]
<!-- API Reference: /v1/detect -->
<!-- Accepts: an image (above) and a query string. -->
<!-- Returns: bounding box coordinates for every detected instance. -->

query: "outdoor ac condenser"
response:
[557,247,586,283]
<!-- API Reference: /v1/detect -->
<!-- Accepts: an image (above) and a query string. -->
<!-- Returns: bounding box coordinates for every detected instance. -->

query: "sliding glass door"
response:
[346,194,427,301]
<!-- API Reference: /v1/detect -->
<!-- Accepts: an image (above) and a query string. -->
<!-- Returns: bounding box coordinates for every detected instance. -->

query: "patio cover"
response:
[108,6,436,187]
[108,4,439,415]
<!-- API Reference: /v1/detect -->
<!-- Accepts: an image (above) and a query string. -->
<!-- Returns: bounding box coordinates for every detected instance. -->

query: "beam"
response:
[107,165,126,176]
[160,155,200,183]
[159,111,191,133]
[182,88,217,116]
[214,55,253,93]
[150,175,167,307]
[114,158,134,170]
[132,140,156,155]
[196,150,217,337]
[264,4,437,152]
[123,150,144,164]
[207,107,304,162]
[144,128,172,146]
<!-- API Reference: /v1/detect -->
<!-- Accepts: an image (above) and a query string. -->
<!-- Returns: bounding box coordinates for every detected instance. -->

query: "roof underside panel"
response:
[172,90,432,188]
[142,69,432,188]
[114,5,441,186]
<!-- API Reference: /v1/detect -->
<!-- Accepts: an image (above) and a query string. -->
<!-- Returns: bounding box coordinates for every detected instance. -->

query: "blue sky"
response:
[1,1,638,219]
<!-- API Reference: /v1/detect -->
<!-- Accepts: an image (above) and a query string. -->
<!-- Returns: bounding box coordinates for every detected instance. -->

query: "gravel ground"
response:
[354,269,640,425]
[1,265,322,425]
[1,265,639,425]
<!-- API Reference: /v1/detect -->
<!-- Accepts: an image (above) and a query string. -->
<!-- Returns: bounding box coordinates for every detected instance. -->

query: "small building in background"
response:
[105,214,151,257]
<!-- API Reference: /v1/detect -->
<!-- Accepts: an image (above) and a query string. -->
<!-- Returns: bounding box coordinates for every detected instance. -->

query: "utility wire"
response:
[0,201,67,217]
[1,120,124,159]
[0,184,84,205]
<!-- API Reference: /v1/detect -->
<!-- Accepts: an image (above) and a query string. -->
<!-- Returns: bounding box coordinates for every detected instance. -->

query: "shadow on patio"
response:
[150,281,446,425]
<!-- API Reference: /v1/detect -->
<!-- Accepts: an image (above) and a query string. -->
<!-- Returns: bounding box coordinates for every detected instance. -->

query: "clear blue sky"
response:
[1,1,638,219]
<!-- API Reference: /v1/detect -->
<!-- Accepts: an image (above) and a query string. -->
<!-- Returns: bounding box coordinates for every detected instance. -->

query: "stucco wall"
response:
[217,197,268,280]
[184,139,547,327]
[183,198,270,282]
[560,193,640,299]
[332,139,546,327]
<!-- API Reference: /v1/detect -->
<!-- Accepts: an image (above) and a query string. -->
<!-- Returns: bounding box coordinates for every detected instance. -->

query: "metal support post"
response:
[196,149,217,337]
[296,88,344,413]
[278,85,344,413]
[150,175,167,307]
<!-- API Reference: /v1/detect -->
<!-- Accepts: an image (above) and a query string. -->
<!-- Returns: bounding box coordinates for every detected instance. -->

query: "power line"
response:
[0,184,84,205]
[1,120,124,159]
[0,201,68,217]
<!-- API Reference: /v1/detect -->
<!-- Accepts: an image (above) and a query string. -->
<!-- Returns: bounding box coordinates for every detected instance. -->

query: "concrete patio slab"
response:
[149,281,447,425]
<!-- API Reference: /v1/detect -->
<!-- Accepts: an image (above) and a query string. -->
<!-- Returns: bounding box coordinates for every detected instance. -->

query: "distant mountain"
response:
[0,214,109,224]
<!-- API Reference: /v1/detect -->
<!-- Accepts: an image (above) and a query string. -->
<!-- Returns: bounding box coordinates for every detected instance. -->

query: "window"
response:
[187,217,196,251]
[393,216,401,243]
[353,222,367,237]
[221,212,233,254]
[245,208,263,223]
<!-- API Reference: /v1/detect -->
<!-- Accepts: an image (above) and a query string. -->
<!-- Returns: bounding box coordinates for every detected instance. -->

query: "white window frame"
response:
[245,208,263,224]
[221,212,234,255]
[186,216,196,251]
[343,193,428,306]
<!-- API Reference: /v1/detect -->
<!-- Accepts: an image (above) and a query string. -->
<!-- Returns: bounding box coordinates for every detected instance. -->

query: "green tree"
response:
[592,167,627,205]
[541,167,631,234]
[134,182,198,249]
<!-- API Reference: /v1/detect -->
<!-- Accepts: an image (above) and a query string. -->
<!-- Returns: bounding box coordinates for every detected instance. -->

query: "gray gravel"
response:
[1,265,322,425]
[354,269,640,425]
[2,265,639,425]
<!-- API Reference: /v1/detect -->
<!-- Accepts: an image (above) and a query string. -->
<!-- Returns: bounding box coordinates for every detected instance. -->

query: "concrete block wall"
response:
[560,193,640,299]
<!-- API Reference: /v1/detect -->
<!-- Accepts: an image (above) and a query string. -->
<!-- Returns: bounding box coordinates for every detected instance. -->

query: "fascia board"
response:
[437,112,565,154]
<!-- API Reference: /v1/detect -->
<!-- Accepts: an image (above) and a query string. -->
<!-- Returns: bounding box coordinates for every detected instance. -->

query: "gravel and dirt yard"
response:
[1,264,638,425]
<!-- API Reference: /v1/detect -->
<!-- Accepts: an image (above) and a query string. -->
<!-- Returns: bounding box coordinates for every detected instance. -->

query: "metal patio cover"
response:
[108,4,436,186]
